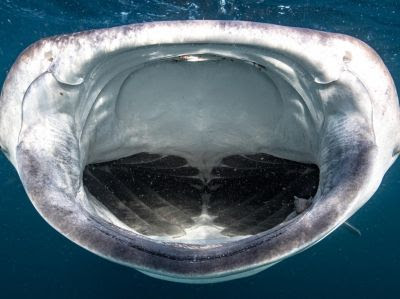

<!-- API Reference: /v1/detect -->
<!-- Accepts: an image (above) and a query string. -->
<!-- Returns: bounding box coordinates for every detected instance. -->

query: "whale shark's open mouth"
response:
[80,54,320,245]
[1,21,398,283]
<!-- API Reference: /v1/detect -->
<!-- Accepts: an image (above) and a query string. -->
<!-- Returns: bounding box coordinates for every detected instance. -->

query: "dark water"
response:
[0,1,399,298]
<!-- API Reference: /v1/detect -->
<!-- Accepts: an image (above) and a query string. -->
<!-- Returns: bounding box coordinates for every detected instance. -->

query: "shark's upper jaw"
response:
[0,21,398,283]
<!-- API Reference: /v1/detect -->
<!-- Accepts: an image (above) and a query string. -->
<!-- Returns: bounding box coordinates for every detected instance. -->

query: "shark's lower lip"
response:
[0,20,398,283]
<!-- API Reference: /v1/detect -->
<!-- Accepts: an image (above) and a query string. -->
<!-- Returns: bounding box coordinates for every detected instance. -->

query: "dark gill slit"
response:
[83,152,319,241]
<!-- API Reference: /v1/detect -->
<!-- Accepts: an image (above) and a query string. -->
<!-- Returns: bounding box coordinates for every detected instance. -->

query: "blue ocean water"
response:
[0,1,399,298]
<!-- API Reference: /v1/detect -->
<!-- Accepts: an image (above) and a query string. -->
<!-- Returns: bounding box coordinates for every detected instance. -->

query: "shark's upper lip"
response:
[0,20,398,283]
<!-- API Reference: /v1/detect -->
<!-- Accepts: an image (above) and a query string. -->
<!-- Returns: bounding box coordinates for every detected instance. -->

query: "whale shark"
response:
[0,21,399,283]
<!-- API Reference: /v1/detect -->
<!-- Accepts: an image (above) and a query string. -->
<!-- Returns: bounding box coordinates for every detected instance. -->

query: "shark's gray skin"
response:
[0,21,399,283]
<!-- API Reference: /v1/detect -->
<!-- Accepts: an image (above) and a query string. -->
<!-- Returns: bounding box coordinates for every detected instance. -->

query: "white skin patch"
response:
[294,196,312,214]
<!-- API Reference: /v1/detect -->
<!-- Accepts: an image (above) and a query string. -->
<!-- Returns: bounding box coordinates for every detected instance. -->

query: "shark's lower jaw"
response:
[1,21,398,283]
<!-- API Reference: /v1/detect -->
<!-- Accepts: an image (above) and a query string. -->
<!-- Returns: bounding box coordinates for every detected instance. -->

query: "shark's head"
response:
[0,21,399,283]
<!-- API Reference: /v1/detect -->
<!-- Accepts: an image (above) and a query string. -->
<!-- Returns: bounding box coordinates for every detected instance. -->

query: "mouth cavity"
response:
[79,49,321,246]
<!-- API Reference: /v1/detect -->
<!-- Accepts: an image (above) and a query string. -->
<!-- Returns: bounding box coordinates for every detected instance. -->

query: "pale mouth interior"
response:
[80,48,321,245]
